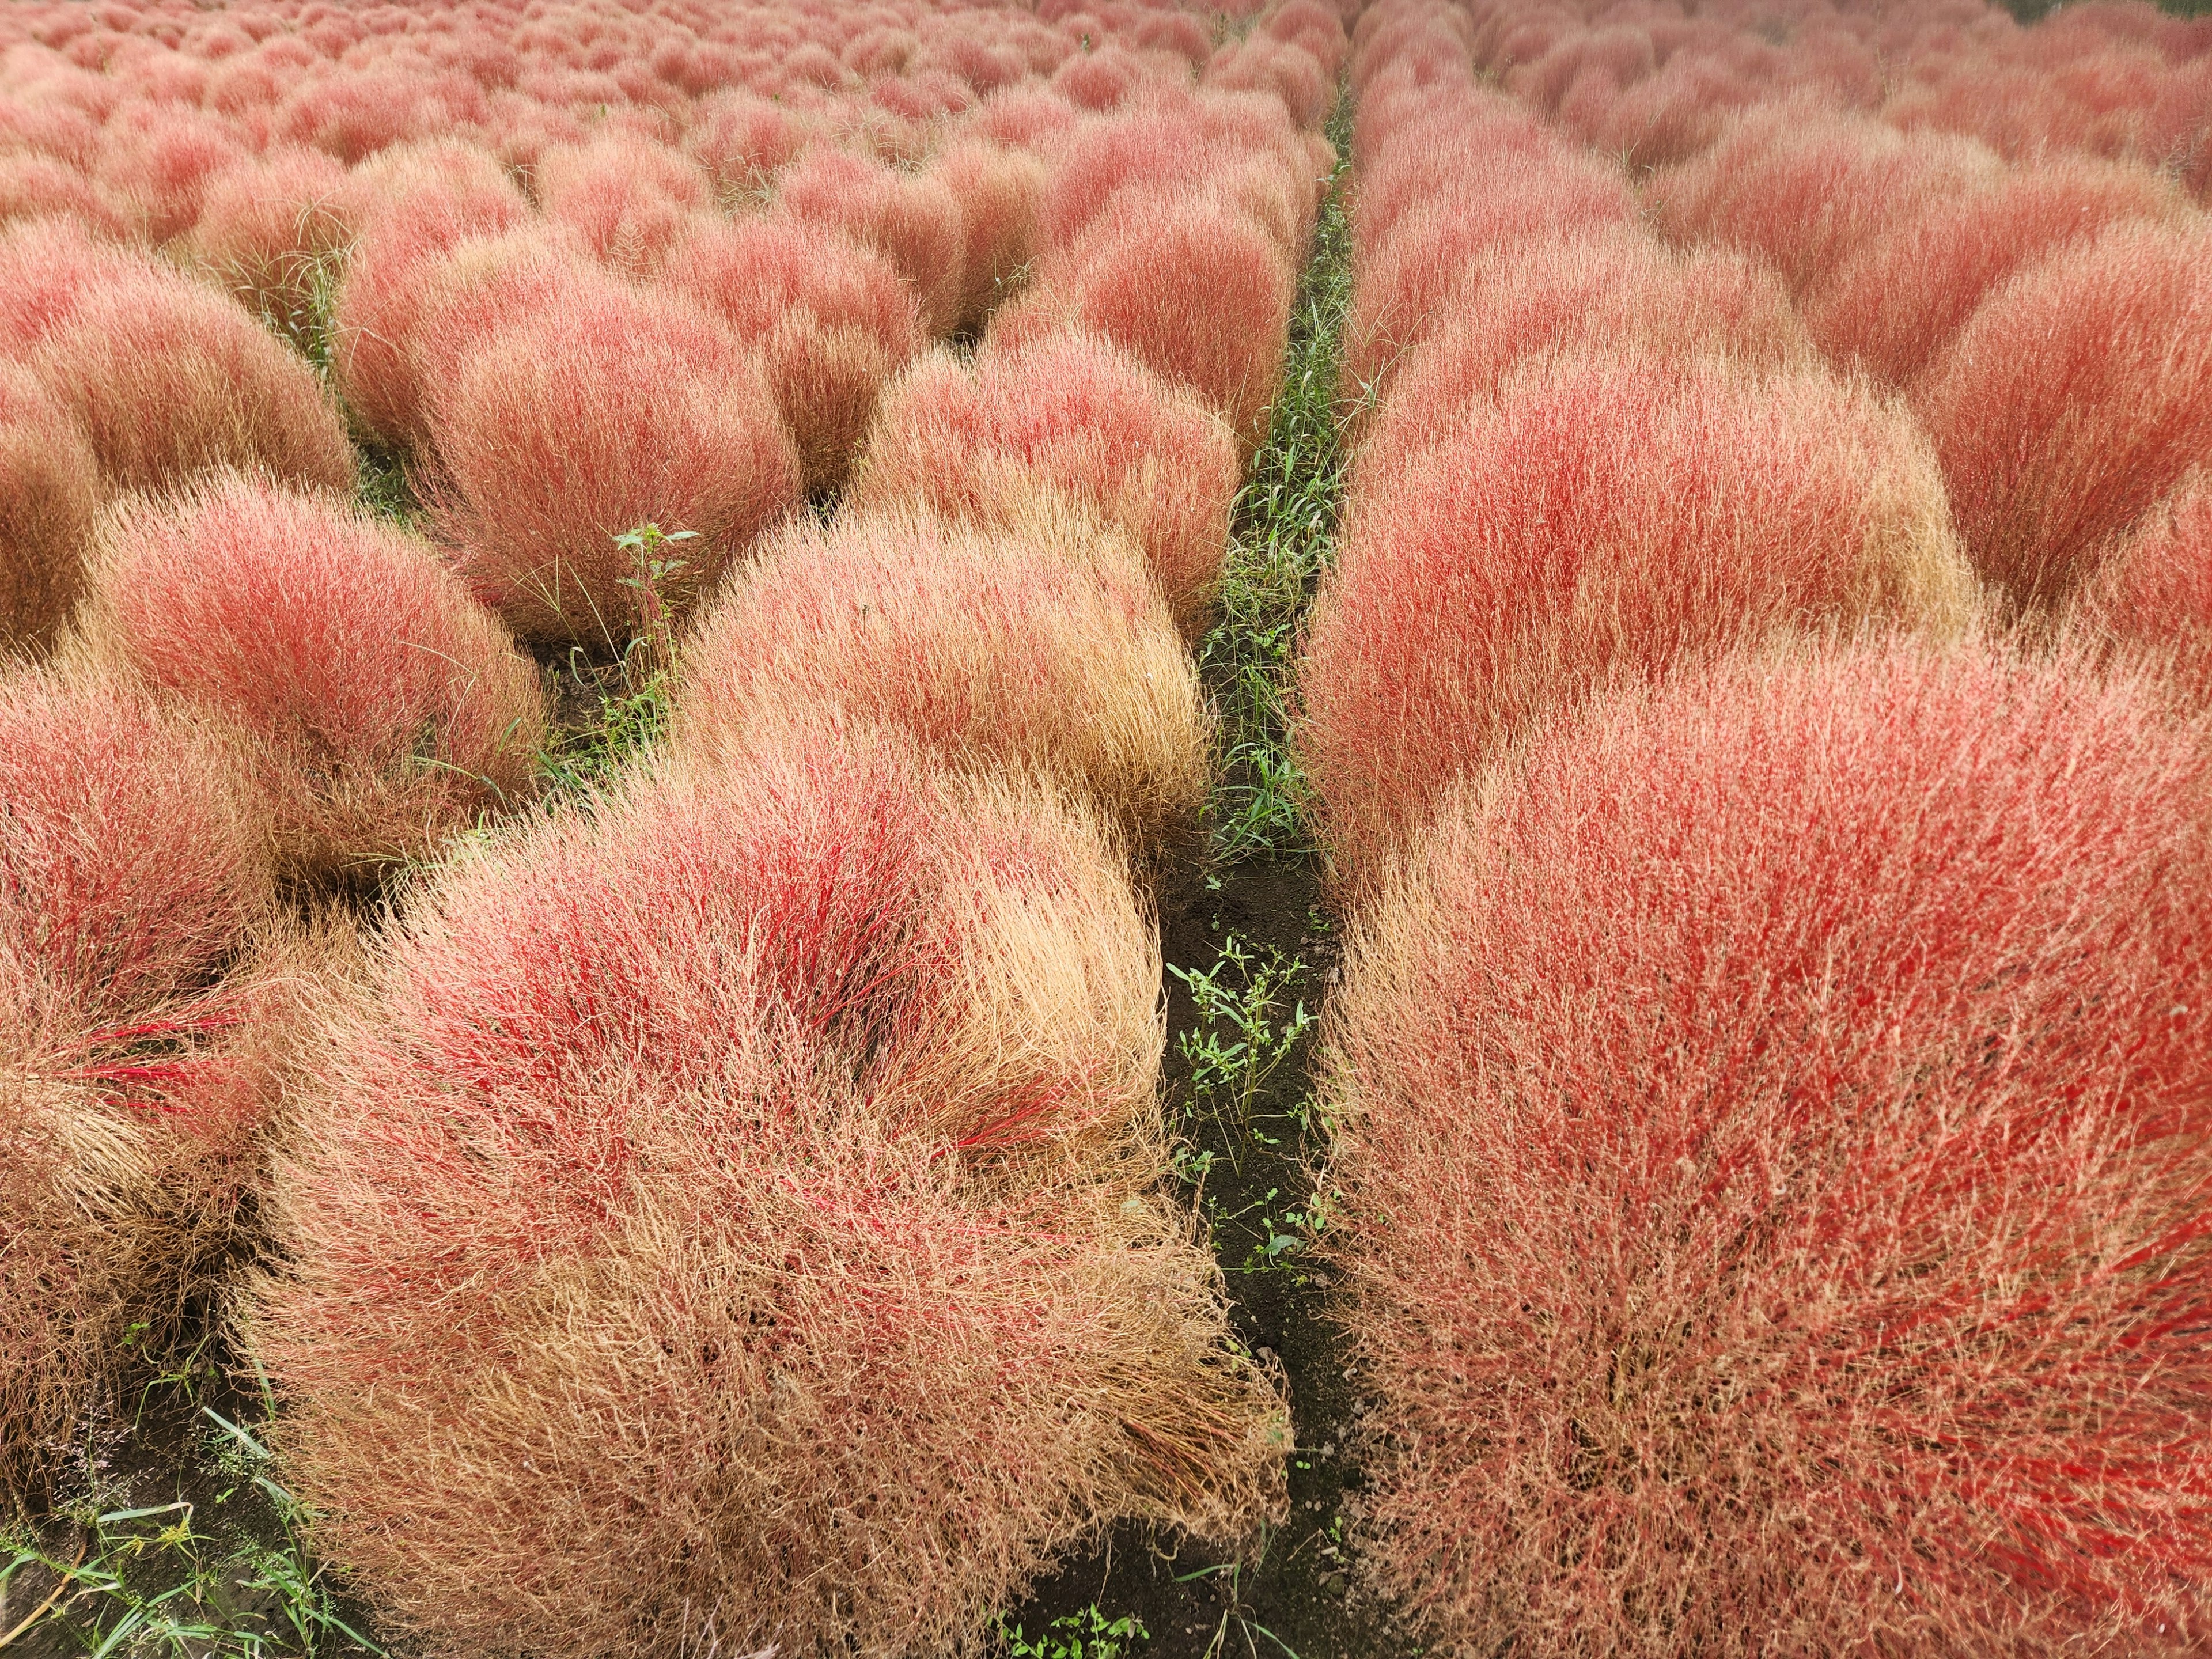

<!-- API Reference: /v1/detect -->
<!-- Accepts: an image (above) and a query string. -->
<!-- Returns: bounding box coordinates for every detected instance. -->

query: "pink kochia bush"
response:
[1297,354,1975,887]
[332,225,619,457]
[674,504,1209,861]
[1340,145,1637,401]
[74,476,545,889]
[1804,156,2183,387]
[2,664,279,1501]
[664,213,923,496]
[1323,639,2212,1656]
[425,282,801,649]
[771,145,967,336]
[997,190,1294,449]
[851,329,1240,637]
[2077,471,2212,701]
[24,258,353,498]
[1913,219,2212,612]
[1353,228,1815,460]
[1651,103,1998,297]
[247,728,1286,1659]
[0,362,100,656]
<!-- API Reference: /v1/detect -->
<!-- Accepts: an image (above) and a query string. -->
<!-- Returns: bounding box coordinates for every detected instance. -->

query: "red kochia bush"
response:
[1914,220,2212,611]
[0,217,144,357]
[927,137,1044,335]
[27,262,354,498]
[772,145,967,335]
[1324,639,2212,1656]
[1298,355,1975,885]
[0,150,136,241]
[2,663,277,1501]
[1340,148,1637,399]
[665,214,923,495]
[997,191,1294,449]
[852,329,1240,637]
[76,477,546,888]
[185,146,357,344]
[1354,229,1814,459]
[334,225,616,456]
[426,283,800,650]
[1805,157,2184,387]
[248,729,1285,1658]
[2077,471,2212,701]
[0,363,100,656]
[1654,103,1998,296]
[534,131,713,278]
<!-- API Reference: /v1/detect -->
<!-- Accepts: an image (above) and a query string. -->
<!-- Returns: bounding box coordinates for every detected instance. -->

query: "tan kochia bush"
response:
[74,477,546,890]
[851,331,1239,638]
[674,503,1210,864]
[0,362,100,657]
[2,663,284,1502]
[248,729,1286,1658]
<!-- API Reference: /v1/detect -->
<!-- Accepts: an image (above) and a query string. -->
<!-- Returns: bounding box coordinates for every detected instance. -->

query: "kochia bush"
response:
[674,504,1209,862]
[248,729,1285,1658]
[853,329,1240,637]
[1353,229,1814,459]
[1298,354,1976,887]
[1324,639,2212,1656]
[0,363,100,657]
[1,663,279,1502]
[1804,156,2183,387]
[1913,219,2212,613]
[76,477,546,889]
[424,282,800,650]
[2075,471,2212,702]
[28,261,354,497]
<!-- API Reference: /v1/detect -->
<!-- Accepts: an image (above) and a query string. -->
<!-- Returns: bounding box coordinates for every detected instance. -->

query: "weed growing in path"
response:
[1201,96,1355,862]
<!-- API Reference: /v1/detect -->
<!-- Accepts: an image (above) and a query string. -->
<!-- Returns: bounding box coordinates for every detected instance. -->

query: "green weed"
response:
[534,524,694,798]
[1200,93,1357,863]
[996,1605,1150,1659]
[0,1370,376,1658]
[1176,1540,1301,1659]
[1169,934,1316,1128]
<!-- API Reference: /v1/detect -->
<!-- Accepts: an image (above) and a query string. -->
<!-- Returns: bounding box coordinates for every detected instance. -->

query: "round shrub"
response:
[664,213,923,495]
[1652,102,1998,296]
[424,283,801,650]
[535,131,713,278]
[248,728,1285,1658]
[1001,190,1294,449]
[853,329,1239,637]
[1804,156,2183,387]
[1323,639,2212,1656]
[28,261,354,497]
[184,145,357,344]
[1,662,279,1502]
[1340,146,1636,401]
[0,362,100,657]
[1353,228,1814,457]
[2075,470,2212,702]
[1912,219,2212,612]
[674,503,1209,862]
[771,145,967,335]
[1298,353,1976,887]
[336,224,616,456]
[76,476,546,889]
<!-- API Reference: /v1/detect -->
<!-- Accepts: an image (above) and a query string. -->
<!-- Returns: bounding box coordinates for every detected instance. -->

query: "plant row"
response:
[1293,0,2212,1653]
[0,1,1354,1654]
